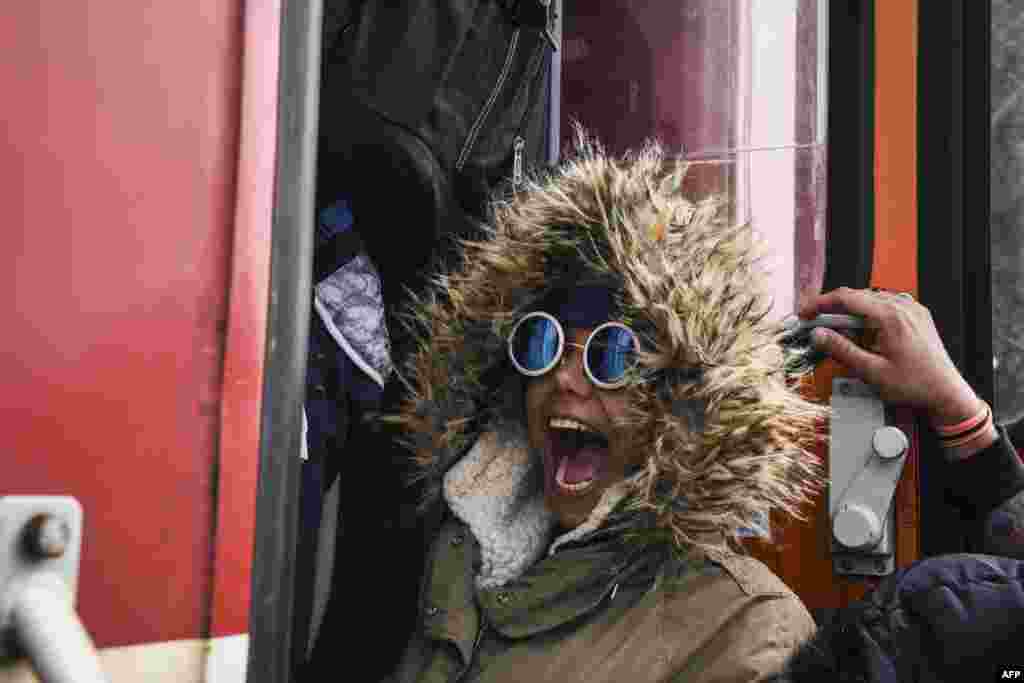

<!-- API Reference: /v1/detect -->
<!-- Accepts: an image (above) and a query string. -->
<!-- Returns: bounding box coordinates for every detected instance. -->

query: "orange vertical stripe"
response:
[873,0,918,296]
[874,0,921,569]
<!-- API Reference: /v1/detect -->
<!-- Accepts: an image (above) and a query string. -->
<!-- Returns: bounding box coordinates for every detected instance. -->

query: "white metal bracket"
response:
[0,496,107,682]
[829,379,910,576]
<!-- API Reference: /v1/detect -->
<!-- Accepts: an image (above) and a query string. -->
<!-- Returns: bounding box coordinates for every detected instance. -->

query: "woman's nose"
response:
[554,342,592,395]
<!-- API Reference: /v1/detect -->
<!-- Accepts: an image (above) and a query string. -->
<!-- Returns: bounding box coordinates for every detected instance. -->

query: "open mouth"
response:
[544,416,610,497]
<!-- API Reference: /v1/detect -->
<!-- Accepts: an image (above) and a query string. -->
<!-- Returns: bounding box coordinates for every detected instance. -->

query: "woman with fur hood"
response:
[387,130,1024,682]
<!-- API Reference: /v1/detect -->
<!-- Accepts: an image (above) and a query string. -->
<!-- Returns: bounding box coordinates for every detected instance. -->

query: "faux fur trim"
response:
[394,125,829,556]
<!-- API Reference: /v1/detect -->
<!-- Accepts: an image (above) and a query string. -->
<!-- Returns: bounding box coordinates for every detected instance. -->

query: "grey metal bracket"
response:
[829,379,910,577]
[1,496,107,682]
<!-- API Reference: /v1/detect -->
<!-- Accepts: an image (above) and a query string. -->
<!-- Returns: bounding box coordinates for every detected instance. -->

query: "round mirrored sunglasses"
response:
[506,311,639,389]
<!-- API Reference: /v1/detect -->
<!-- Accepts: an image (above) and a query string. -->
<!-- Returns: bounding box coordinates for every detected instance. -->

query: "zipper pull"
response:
[544,0,559,51]
[457,620,487,682]
[513,136,525,188]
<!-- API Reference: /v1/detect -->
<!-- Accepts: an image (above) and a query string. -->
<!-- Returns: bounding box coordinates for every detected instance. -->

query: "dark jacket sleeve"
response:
[945,425,1024,559]
[764,554,1024,683]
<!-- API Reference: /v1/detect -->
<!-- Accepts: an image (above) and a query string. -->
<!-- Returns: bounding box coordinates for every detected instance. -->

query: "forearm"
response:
[939,422,999,461]
[942,425,1024,558]
[980,490,1024,559]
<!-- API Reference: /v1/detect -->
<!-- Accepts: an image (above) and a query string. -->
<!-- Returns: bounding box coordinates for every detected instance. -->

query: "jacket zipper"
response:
[455,28,522,172]
[455,620,487,683]
[512,136,525,187]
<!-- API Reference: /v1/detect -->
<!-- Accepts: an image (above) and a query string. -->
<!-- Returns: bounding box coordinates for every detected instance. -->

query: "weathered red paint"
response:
[1,0,254,648]
[209,0,281,639]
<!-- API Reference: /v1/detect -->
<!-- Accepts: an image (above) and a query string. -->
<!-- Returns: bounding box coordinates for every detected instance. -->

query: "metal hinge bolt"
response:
[23,514,71,560]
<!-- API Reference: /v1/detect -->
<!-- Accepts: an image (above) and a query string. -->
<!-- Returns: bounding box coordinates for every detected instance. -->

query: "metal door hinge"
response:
[1,496,107,682]
[829,379,910,576]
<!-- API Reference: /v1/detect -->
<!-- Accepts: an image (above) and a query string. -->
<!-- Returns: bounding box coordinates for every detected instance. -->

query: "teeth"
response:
[549,416,611,451]
[557,475,595,493]
[549,417,594,432]
[555,459,596,493]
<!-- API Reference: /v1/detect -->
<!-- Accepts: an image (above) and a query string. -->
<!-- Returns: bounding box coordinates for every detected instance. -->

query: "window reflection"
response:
[560,0,827,320]
[992,0,1024,425]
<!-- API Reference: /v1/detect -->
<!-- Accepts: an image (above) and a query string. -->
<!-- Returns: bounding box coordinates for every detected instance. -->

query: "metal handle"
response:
[4,573,108,683]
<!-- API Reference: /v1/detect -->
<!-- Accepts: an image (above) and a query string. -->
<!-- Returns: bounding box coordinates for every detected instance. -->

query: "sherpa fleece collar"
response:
[443,430,634,588]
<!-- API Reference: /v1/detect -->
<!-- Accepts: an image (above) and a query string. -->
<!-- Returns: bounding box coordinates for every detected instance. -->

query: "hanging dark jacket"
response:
[310,4,558,679]
[318,0,556,336]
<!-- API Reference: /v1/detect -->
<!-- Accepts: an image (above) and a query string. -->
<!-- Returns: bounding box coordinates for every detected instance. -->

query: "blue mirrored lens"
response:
[586,326,636,384]
[511,316,561,372]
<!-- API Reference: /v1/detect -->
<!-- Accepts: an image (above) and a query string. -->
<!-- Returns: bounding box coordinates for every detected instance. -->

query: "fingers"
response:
[798,288,963,412]
[798,286,894,320]
[798,287,917,326]
[810,326,886,384]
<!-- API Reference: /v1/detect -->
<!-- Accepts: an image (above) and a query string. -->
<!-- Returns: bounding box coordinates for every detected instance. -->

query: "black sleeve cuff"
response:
[947,425,1024,521]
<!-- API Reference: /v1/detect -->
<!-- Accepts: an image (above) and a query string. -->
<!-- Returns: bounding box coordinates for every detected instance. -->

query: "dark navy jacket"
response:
[768,426,1024,682]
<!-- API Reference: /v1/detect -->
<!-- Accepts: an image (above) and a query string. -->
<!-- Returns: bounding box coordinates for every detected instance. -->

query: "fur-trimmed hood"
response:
[390,128,828,564]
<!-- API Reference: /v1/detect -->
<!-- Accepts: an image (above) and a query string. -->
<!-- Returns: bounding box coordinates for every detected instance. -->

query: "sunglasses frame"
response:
[506,311,639,390]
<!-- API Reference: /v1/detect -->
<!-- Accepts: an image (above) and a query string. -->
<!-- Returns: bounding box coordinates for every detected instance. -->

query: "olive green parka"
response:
[389,129,826,682]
